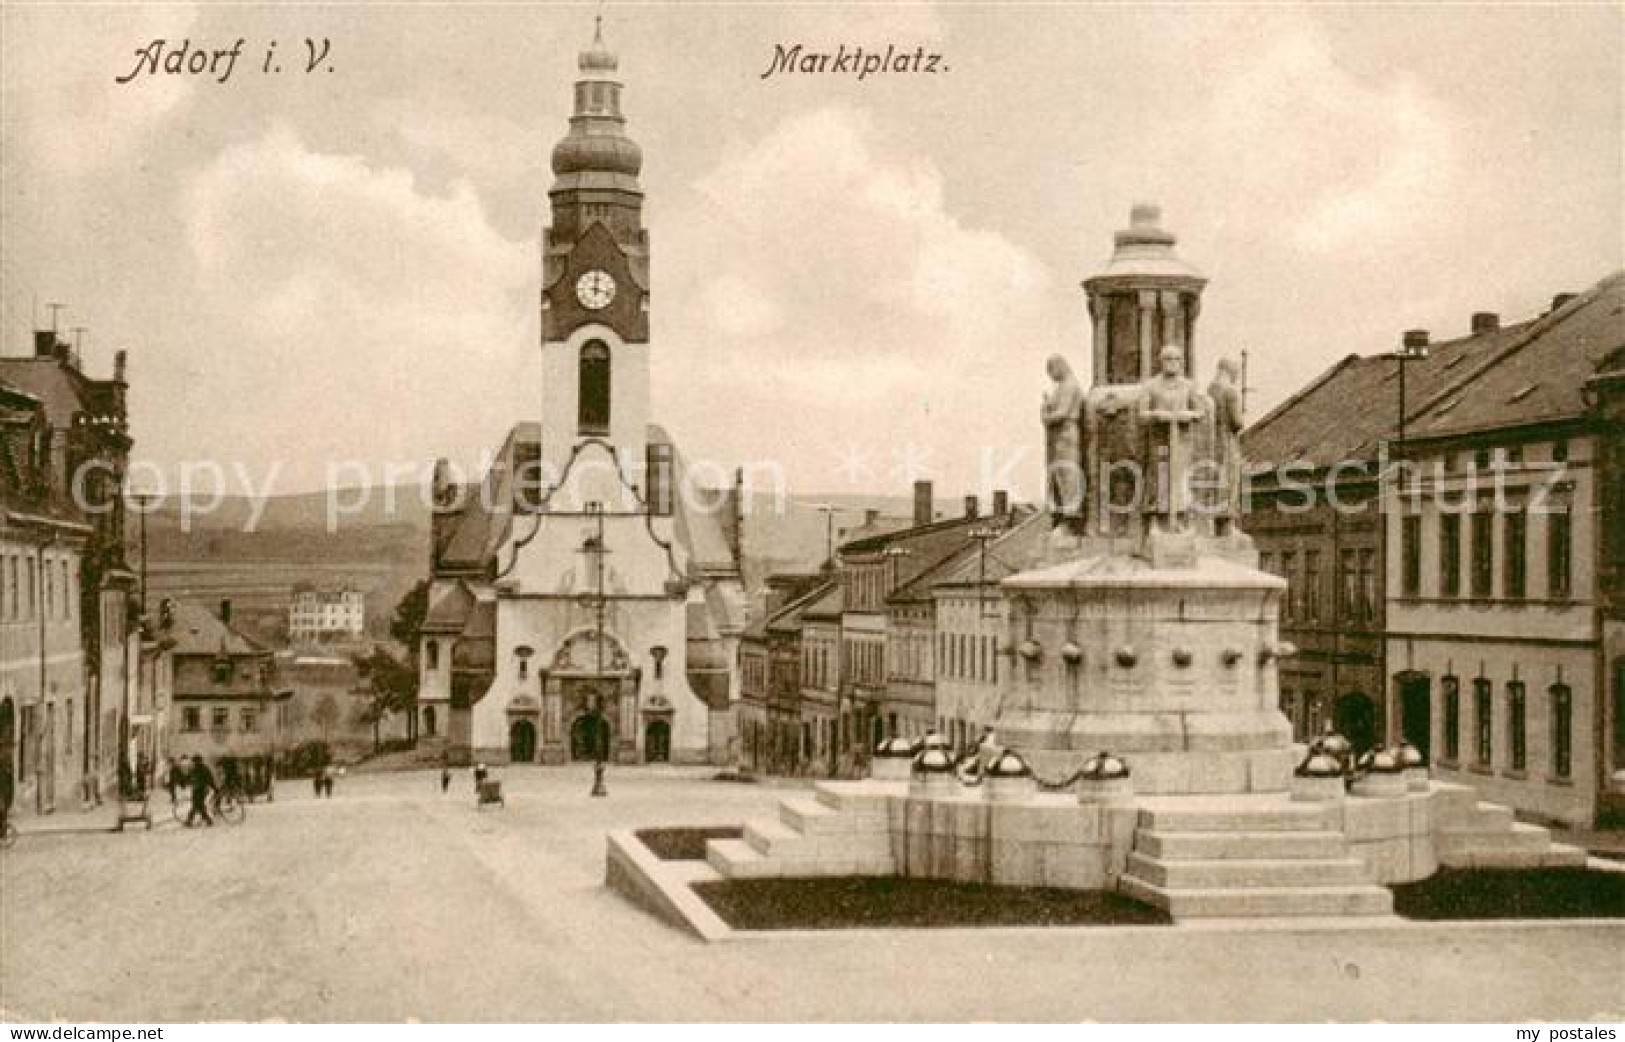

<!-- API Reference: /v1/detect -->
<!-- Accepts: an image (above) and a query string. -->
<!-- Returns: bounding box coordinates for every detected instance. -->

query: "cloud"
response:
[177,125,534,487]
[2,5,200,176]
[651,105,1052,493]
[1186,24,1460,253]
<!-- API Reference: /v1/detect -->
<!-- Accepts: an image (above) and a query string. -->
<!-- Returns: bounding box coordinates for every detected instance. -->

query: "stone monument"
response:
[613,204,1587,930]
[1000,204,1288,793]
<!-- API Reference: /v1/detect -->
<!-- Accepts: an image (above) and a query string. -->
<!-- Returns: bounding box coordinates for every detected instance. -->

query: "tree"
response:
[311,694,340,746]
[390,579,430,654]
[383,579,430,744]
[353,646,418,752]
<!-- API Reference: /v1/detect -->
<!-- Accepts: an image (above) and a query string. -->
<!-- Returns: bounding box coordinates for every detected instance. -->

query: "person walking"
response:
[440,765,451,794]
[186,756,216,828]
[473,762,488,794]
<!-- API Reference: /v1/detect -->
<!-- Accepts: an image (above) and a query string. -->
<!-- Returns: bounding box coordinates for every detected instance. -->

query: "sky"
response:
[2,1,1620,505]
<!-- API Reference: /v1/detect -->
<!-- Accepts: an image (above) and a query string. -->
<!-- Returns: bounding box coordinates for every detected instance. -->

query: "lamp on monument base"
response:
[984,750,1036,803]
[909,747,958,798]
[1292,749,1346,803]
[1076,751,1134,803]
[1350,748,1407,799]
[1395,742,1430,791]
[870,737,915,782]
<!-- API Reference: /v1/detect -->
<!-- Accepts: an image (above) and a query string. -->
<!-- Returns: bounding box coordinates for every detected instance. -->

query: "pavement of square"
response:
[2,767,1621,1022]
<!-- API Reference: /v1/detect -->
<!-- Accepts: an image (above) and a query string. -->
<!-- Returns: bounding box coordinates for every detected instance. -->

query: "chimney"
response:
[33,331,57,358]
[912,480,933,528]
[964,494,979,519]
[1402,329,1430,351]
[219,599,233,626]
[1550,292,1577,313]
[992,489,1009,516]
[114,349,128,384]
[1470,312,1500,335]
[863,508,879,526]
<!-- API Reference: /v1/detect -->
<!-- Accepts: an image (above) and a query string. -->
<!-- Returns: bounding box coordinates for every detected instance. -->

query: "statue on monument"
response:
[1041,354,1086,521]
[1206,356,1246,535]
[1137,345,1205,532]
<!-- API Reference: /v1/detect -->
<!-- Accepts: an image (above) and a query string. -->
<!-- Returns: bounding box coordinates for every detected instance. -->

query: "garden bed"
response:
[634,826,743,861]
[692,876,1171,930]
[1391,867,1625,920]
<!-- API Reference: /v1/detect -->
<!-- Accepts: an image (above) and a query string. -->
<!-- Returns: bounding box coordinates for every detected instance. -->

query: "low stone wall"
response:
[893,792,1137,889]
[1326,792,1439,885]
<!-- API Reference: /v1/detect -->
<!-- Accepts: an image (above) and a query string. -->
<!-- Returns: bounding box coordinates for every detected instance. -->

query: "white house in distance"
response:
[415,24,746,767]
[287,583,365,644]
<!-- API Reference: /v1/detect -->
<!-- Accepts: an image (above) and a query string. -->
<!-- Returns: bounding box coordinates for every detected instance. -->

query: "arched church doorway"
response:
[509,719,536,763]
[1397,673,1431,762]
[644,720,670,763]
[1334,692,1377,756]
[571,714,610,762]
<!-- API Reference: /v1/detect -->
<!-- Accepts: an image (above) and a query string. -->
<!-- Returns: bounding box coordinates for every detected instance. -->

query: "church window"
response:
[513,439,544,512]
[1550,683,1572,778]
[579,341,611,434]
[646,443,674,516]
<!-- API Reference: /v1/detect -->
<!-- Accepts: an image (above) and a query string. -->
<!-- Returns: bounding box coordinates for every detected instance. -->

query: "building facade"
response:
[288,584,365,644]
[1589,344,1625,825]
[164,600,291,766]
[930,511,1046,751]
[2,330,135,812]
[1386,276,1623,828]
[416,26,746,767]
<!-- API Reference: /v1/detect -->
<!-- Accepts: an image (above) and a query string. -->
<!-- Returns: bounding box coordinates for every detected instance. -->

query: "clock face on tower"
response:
[575,270,616,310]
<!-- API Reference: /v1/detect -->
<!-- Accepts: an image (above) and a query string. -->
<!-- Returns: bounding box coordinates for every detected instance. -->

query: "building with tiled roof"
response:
[414,26,746,768]
[2,330,138,815]
[1246,272,1624,827]
[1381,273,1624,828]
[928,510,1049,748]
[737,575,836,775]
[835,482,1018,761]
[163,599,292,766]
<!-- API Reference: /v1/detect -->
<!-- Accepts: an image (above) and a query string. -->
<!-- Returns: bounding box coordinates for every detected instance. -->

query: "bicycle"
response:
[169,786,246,827]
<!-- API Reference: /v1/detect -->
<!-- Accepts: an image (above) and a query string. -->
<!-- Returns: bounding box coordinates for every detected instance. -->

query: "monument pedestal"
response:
[997,547,1293,796]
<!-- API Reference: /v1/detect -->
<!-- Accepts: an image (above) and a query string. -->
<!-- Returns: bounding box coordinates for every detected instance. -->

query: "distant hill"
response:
[138,483,1012,643]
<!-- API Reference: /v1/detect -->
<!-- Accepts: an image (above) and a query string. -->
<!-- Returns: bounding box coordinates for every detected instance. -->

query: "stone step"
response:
[1135,829,1350,861]
[706,838,775,879]
[1119,875,1394,918]
[1136,803,1327,834]
[1541,843,1589,868]
[1473,801,1515,829]
[1124,852,1371,889]
[744,818,806,858]
[781,796,844,835]
[1436,821,1550,854]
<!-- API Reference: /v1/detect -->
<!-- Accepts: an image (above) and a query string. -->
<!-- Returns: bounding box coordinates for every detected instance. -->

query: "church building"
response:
[416,23,748,766]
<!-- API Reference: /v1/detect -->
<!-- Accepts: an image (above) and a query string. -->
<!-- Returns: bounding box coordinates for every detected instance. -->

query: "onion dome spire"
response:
[550,16,642,189]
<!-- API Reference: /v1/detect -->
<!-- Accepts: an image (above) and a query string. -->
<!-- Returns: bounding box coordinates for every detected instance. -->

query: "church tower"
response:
[1081,204,1207,388]
[539,19,651,475]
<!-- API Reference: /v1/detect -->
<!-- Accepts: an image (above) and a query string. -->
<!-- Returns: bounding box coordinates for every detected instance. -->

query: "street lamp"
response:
[577,502,611,797]
[969,525,1000,619]
[1392,330,1431,450]
[1385,330,1431,507]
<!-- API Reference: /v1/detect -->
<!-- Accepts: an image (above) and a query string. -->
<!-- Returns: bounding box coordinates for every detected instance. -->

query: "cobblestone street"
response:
[3,767,1622,1022]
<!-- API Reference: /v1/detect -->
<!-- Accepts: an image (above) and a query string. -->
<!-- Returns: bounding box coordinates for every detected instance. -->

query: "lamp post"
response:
[1392,331,1431,452]
[577,502,611,797]
[1386,331,1431,505]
